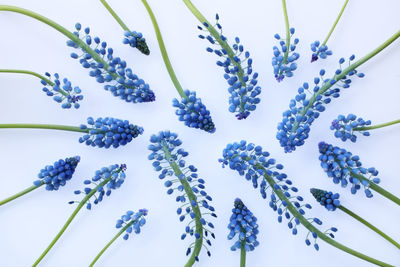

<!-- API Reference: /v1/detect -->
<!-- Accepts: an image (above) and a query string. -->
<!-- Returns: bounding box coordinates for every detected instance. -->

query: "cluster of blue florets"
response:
[122,30,150,55]
[311,188,341,211]
[116,209,148,240]
[219,140,333,251]
[148,131,216,258]
[78,117,143,149]
[197,14,261,120]
[227,198,259,252]
[71,164,127,210]
[272,28,300,82]
[277,55,365,153]
[318,142,380,198]
[172,90,215,133]
[67,23,155,103]
[330,114,371,143]
[310,41,332,62]
[41,72,83,109]
[34,156,80,191]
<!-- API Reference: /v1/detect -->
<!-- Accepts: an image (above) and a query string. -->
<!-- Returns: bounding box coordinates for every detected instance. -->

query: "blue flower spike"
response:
[310,0,350,62]
[99,0,150,55]
[142,0,215,133]
[0,117,143,149]
[0,156,80,207]
[228,198,259,267]
[219,140,394,266]
[33,164,127,266]
[311,188,400,250]
[148,131,216,266]
[89,209,148,266]
[318,141,400,206]
[182,0,261,120]
[272,0,300,82]
[0,69,83,109]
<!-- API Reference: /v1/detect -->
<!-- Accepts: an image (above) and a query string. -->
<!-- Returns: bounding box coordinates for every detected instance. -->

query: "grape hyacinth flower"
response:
[276,28,400,153]
[310,0,349,62]
[331,114,400,143]
[318,141,400,206]
[33,164,127,266]
[311,188,400,249]
[0,69,83,109]
[272,0,300,82]
[227,198,259,267]
[142,0,215,133]
[0,6,155,103]
[99,0,150,55]
[219,140,393,266]
[89,209,148,266]
[182,0,261,120]
[0,116,143,149]
[148,131,216,266]
[0,156,80,207]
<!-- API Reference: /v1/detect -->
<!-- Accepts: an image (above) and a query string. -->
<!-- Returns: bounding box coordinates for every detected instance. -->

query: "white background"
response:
[0,0,399,266]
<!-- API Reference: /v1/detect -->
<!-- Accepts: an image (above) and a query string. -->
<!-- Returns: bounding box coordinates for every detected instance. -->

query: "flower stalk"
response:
[0,182,43,207]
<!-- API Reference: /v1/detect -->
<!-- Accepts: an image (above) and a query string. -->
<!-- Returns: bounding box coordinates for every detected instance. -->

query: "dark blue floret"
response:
[34,156,80,191]
[318,142,380,198]
[67,23,155,103]
[227,198,259,252]
[310,188,340,211]
[116,209,148,240]
[172,90,215,133]
[310,41,333,62]
[330,114,371,143]
[41,72,83,109]
[78,117,143,149]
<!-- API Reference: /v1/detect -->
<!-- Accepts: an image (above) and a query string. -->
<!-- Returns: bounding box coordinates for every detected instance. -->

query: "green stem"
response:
[257,164,393,266]
[349,170,400,206]
[0,69,53,85]
[322,0,349,46]
[339,205,400,250]
[32,177,111,266]
[281,0,291,66]
[240,241,246,267]
[89,219,136,267]
[354,119,400,131]
[292,29,400,134]
[141,0,187,99]
[0,182,43,206]
[99,0,129,31]
[161,142,203,267]
[0,123,88,134]
[182,0,246,111]
[0,5,131,86]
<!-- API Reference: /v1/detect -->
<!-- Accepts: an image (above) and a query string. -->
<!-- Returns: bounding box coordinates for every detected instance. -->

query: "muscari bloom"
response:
[148,131,216,264]
[116,209,148,240]
[330,114,371,142]
[310,41,332,62]
[67,23,155,103]
[272,28,300,82]
[219,140,337,251]
[277,55,365,153]
[79,117,143,149]
[310,188,340,211]
[197,14,261,120]
[123,30,150,55]
[41,72,83,109]
[227,198,259,252]
[318,142,379,198]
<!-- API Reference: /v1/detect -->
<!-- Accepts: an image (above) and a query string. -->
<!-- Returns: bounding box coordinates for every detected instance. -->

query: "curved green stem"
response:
[0,123,88,134]
[89,219,136,267]
[354,119,400,131]
[240,241,246,267]
[292,29,400,134]
[0,182,43,206]
[322,0,349,46]
[32,177,111,266]
[99,0,129,31]
[281,0,291,66]
[0,69,53,85]
[161,143,203,267]
[339,205,400,250]
[182,0,246,111]
[141,0,187,99]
